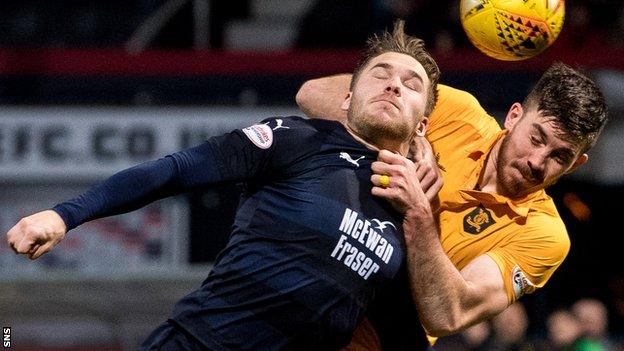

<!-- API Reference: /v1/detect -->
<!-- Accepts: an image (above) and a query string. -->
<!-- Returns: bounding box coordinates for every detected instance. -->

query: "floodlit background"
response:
[0,1,623,350]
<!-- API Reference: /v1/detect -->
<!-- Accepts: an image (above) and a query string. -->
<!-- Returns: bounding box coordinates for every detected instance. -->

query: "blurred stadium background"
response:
[0,0,623,350]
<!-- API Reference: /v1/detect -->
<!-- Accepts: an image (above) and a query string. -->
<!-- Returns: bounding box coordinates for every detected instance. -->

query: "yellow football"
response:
[460,0,565,61]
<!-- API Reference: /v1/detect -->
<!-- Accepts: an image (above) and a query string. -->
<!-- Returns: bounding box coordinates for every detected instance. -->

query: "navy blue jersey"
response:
[54,117,406,350]
[367,267,430,351]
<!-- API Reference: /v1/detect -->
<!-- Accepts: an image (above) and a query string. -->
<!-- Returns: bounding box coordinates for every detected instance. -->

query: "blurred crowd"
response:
[0,1,623,349]
[296,0,624,52]
[0,0,623,51]
[435,299,621,351]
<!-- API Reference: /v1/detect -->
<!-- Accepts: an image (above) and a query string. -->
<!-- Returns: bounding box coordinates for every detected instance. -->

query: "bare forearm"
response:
[371,151,506,336]
[403,213,496,336]
[296,74,351,122]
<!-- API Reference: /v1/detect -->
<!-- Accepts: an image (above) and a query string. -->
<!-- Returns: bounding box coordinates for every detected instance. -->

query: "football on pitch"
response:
[460,0,565,61]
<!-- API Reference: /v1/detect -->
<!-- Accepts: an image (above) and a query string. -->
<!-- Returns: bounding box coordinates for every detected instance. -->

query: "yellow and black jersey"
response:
[343,84,571,351]
[429,84,570,304]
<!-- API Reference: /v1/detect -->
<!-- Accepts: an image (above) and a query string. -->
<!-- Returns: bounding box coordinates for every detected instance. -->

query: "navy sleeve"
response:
[53,116,309,231]
[53,139,233,231]
[207,116,315,182]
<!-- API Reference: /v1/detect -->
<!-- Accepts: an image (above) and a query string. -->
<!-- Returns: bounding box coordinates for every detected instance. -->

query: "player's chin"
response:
[370,104,400,119]
[498,176,523,199]
[512,181,543,199]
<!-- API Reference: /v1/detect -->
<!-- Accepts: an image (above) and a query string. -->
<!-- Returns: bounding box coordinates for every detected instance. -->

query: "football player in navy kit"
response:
[7,21,439,350]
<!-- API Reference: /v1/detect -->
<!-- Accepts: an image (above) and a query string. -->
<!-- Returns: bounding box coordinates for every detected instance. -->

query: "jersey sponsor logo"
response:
[371,219,396,231]
[330,208,397,280]
[243,124,273,149]
[339,152,365,168]
[463,205,496,234]
[512,265,535,299]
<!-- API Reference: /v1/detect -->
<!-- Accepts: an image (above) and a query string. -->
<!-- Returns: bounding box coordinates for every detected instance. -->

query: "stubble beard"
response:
[347,99,416,148]
[496,134,522,199]
[496,134,557,199]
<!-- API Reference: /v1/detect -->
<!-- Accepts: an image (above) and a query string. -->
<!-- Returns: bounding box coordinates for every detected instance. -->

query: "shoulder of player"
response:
[430,85,500,135]
[259,116,342,133]
[242,116,342,150]
[436,84,484,112]
[516,207,570,251]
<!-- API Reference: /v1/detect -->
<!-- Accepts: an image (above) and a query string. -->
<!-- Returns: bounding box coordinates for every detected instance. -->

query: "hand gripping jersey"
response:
[54,117,405,350]
[344,84,571,350]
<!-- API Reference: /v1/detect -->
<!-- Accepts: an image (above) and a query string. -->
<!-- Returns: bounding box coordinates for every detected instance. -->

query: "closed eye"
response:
[370,66,390,79]
[530,135,541,146]
[551,150,574,165]
[404,77,423,91]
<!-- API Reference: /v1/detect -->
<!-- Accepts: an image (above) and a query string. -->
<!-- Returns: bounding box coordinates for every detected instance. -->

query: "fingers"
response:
[6,210,67,260]
[15,235,37,254]
[370,178,400,203]
[371,154,415,182]
[6,224,32,255]
[424,177,443,203]
[7,231,18,254]
[377,149,411,166]
[371,173,392,188]
[371,184,393,198]
[414,160,436,189]
[372,151,419,193]
[28,243,52,260]
[413,159,444,202]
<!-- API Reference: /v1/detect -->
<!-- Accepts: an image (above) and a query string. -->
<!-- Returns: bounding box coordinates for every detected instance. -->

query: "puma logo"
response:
[268,118,289,130]
[339,152,365,167]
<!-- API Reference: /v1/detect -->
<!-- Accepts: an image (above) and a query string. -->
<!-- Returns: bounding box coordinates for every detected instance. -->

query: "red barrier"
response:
[0,45,621,76]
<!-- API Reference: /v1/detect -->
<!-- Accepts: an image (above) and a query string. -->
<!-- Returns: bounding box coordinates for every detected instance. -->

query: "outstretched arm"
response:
[296,74,352,122]
[371,150,508,336]
[7,141,222,259]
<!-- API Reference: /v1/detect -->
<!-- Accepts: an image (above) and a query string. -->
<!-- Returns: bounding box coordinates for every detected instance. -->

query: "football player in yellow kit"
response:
[296,62,608,349]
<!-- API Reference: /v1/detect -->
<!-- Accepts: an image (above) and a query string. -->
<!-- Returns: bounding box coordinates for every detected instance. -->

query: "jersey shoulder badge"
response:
[512,265,535,299]
[242,124,273,149]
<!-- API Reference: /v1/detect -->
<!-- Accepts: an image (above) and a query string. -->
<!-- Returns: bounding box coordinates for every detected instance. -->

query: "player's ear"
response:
[341,92,352,112]
[503,103,523,130]
[415,117,428,137]
[567,153,588,174]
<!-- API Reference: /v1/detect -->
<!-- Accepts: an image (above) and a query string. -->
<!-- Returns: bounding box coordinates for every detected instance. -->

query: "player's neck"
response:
[477,138,502,192]
[345,125,410,156]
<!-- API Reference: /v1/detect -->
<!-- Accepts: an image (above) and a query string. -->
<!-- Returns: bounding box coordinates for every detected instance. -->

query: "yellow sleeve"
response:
[427,85,501,143]
[486,212,570,304]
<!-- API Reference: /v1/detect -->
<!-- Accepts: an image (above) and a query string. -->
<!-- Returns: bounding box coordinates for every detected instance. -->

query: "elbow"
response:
[295,80,316,114]
[423,321,460,338]
[420,313,463,337]
[423,323,457,338]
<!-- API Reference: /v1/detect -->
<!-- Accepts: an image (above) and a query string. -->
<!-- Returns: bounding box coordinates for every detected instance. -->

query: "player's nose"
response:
[385,77,401,96]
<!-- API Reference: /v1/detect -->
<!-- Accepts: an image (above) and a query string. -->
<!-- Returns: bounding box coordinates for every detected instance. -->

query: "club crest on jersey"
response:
[243,124,273,149]
[463,205,496,234]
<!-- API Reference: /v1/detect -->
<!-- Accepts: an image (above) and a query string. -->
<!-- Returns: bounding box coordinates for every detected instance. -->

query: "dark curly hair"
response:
[523,62,609,153]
